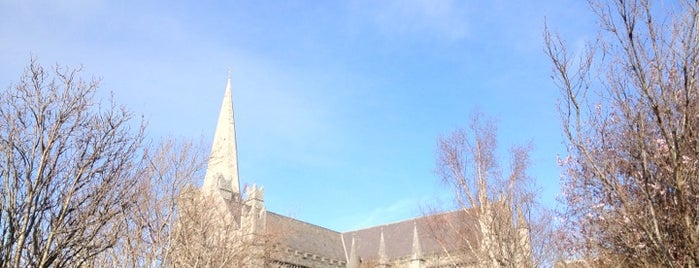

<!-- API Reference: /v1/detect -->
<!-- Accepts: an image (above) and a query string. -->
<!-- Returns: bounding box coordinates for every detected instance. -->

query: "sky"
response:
[0,0,596,232]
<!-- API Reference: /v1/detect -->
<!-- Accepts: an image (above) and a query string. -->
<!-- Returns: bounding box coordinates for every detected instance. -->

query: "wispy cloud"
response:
[350,0,469,40]
[348,195,433,230]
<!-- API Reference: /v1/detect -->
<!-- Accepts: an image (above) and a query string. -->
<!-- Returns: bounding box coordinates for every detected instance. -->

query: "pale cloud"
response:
[350,0,469,40]
[349,195,432,230]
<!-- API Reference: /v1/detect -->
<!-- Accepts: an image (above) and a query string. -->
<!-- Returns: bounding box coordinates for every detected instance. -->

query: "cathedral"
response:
[199,78,529,268]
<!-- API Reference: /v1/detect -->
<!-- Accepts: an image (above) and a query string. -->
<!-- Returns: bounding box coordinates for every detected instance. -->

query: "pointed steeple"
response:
[517,205,527,228]
[378,228,389,265]
[203,76,241,195]
[516,205,532,266]
[409,221,425,268]
[347,234,360,268]
[411,222,422,260]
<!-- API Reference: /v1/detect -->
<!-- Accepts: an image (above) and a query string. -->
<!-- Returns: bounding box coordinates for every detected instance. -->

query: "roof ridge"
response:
[342,208,470,233]
[267,211,342,234]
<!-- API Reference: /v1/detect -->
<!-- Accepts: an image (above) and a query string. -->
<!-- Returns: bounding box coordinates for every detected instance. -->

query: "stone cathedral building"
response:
[200,78,530,267]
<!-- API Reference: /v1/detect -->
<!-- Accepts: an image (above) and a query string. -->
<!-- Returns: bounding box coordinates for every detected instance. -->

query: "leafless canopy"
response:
[0,58,144,267]
[93,139,206,267]
[168,189,267,268]
[546,0,699,266]
[434,114,552,267]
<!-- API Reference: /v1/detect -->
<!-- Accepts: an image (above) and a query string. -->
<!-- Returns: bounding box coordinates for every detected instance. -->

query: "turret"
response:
[242,184,266,235]
[347,235,361,268]
[410,222,424,268]
[516,205,532,267]
[241,184,266,267]
[377,228,390,267]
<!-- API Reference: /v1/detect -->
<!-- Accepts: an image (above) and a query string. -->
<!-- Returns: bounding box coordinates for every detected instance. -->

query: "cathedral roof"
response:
[340,209,480,262]
[265,208,480,264]
[266,211,346,261]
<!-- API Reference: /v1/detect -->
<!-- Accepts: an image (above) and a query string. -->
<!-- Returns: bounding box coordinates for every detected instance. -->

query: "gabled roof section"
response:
[266,211,346,261]
[340,209,480,262]
[203,77,241,194]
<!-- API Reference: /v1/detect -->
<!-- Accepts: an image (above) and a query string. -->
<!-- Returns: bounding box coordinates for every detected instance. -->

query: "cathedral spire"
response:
[347,235,360,268]
[378,228,389,265]
[411,222,422,261]
[410,222,425,268]
[202,76,241,195]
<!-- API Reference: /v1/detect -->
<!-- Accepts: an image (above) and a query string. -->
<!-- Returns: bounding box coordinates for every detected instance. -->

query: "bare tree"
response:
[0,58,144,267]
[434,113,552,267]
[169,188,273,268]
[546,0,699,266]
[92,138,206,267]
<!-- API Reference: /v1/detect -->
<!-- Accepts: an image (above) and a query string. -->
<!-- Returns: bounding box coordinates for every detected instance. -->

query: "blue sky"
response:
[1,0,595,232]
